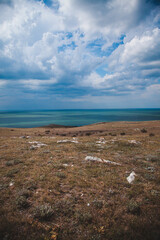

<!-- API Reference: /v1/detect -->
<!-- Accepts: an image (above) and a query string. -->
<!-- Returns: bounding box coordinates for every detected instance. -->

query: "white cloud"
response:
[59,0,157,43]
[0,0,104,85]
[119,28,160,64]
[0,0,160,108]
[0,80,7,87]
[83,27,160,94]
[108,28,160,86]
[19,78,57,90]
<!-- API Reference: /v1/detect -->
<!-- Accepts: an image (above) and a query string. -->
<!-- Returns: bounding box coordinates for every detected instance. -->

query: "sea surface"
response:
[0,109,160,128]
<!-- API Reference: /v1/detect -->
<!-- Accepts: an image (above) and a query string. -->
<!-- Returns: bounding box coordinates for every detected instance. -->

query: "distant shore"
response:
[0,120,159,138]
[39,120,160,129]
[0,120,160,130]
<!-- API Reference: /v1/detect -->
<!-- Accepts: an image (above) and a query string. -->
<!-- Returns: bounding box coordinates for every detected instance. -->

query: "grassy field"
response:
[0,121,160,240]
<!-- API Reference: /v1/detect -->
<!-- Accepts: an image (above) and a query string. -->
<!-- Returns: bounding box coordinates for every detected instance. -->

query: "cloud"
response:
[83,27,160,95]
[0,0,12,5]
[19,78,57,90]
[0,0,160,109]
[0,80,7,87]
[119,28,160,64]
[59,0,159,42]
[0,0,103,84]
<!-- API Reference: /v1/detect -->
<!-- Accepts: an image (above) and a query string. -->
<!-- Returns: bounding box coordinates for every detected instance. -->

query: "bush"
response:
[13,159,22,165]
[146,155,159,162]
[16,196,29,209]
[149,133,155,137]
[5,161,14,166]
[5,159,22,166]
[33,204,54,220]
[85,132,92,136]
[120,132,125,135]
[141,128,147,133]
[76,211,92,224]
[45,130,50,134]
[72,134,77,137]
[54,199,74,216]
[90,234,102,240]
[109,133,117,136]
[144,173,155,181]
[55,172,66,179]
[18,189,31,198]
[6,169,19,177]
[127,200,141,215]
[53,164,65,170]
[92,200,103,209]
[151,190,160,196]
[27,182,37,190]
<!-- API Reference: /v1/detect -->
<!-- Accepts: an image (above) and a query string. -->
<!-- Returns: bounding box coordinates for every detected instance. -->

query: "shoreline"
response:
[0,120,160,130]
[0,120,159,138]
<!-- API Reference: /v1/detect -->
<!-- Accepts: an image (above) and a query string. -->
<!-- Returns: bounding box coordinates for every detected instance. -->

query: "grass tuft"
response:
[33,204,54,220]
[127,200,141,215]
[16,196,30,209]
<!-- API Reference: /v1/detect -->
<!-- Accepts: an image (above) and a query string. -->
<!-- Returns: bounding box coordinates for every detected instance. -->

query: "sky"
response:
[0,0,160,110]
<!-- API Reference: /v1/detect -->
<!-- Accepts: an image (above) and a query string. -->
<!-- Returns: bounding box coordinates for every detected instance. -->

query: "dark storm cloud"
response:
[147,0,160,6]
[0,0,12,5]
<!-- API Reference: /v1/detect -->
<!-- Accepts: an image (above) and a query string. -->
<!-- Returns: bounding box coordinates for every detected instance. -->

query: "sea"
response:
[0,109,160,128]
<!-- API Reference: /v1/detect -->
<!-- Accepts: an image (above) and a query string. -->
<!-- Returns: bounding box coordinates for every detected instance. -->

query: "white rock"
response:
[96,138,106,145]
[85,156,103,162]
[36,143,47,147]
[57,140,68,143]
[127,171,136,184]
[9,182,14,187]
[30,145,37,150]
[85,156,121,165]
[63,164,69,167]
[109,189,114,194]
[128,140,141,145]
[103,159,121,165]
[57,139,78,143]
[29,141,47,148]
[29,141,39,144]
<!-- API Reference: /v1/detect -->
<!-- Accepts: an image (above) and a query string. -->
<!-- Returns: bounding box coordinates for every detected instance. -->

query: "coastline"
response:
[0,120,160,138]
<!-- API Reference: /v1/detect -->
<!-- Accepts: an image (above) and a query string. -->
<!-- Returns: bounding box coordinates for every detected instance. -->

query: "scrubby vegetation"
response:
[33,204,54,220]
[0,121,160,240]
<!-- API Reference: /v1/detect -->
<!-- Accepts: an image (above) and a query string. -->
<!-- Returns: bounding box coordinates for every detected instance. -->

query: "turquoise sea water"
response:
[0,109,160,128]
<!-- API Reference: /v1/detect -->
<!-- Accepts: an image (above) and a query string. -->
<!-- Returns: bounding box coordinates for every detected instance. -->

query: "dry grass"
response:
[0,121,160,240]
